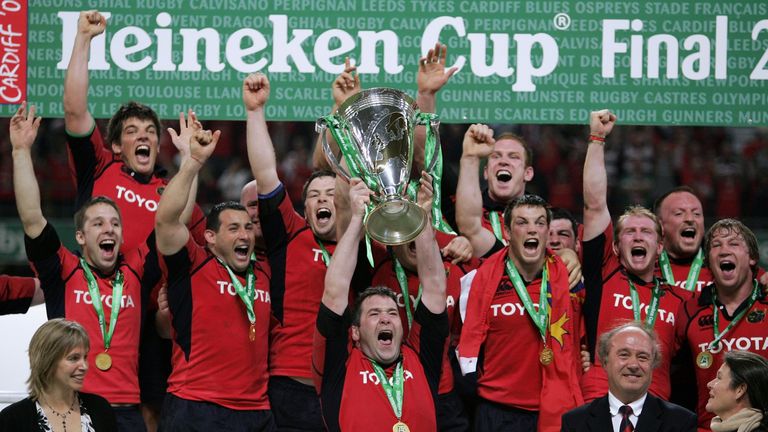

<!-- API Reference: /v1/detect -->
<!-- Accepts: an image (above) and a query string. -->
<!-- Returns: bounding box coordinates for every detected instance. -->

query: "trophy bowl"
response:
[316,88,431,245]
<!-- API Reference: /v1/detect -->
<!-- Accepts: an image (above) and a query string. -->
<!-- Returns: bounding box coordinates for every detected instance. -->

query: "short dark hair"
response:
[495,132,533,167]
[351,286,398,326]
[704,219,760,275]
[652,186,700,216]
[206,201,248,231]
[598,321,662,369]
[551,207,578,236]
[106,101,161,147]
[503,194,552,229]
[301,170,336,203]
[723,350,768,419]
[73,196,122,231]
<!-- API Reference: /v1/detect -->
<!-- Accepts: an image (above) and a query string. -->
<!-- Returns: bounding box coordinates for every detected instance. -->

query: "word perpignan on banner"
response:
[3,0,768,126]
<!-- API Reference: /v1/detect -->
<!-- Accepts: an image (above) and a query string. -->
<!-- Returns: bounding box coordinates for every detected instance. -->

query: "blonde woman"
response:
[0,319,116,431]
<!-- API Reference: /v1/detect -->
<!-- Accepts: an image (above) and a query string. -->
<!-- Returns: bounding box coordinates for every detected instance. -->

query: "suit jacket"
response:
[561,393,697,432]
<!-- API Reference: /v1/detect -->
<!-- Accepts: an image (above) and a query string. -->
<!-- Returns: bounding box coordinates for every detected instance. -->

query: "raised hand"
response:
[243,73,270,111]
[462,123,495,159]
[417,171,434,215]
[10,102,42,152]
[417,42,458,95]
[589,109,617,138]
[441,236,473,265]
[78,10,106,38]
[189,122,221,167]
[333,57,360,108]
[167,109,197,158]
[348,178,373,217]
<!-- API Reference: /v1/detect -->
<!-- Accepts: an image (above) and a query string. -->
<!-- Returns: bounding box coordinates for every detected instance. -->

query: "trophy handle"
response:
[315,117,351,182]
[417,112,441,173]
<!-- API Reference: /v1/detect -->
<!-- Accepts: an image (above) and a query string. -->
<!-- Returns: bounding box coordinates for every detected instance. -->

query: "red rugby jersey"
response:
[260,185,336,379]
[26,223,158,404]
[676,285,768,430]
[0,275,36,315]
[66,127,205,251]
[371,252,476,394]
[581,224,692,401]
[313,302,447,432]
[163,237,271,410]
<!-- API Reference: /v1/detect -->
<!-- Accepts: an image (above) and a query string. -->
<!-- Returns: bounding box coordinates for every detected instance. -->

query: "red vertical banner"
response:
[0,0,26,104]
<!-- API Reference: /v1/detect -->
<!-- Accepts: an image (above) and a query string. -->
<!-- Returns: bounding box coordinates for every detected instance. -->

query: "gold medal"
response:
[696,351,713,369]
[95,352,112,371]
[249,323,256,342]
[539,347,554,365]
[393,421,410,432]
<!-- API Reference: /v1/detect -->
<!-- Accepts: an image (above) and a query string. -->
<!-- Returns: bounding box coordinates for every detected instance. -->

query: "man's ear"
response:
[111,142,123,156]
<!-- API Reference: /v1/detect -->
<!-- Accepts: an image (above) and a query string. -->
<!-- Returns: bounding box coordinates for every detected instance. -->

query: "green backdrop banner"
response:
[2,1,767,125]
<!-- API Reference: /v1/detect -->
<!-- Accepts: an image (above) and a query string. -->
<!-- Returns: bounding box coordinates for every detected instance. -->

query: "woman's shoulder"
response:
[0,397,36,427]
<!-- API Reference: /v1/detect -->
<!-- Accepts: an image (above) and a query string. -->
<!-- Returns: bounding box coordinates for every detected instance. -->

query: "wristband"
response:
[588,135,605,143]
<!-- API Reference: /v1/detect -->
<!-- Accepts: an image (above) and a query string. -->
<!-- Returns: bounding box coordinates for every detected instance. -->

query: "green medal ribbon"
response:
[503,258,550,340]
[315,238,332,267]
[370,359,404,420]
[321,115,377,267]
[708,280,760,351]
[627,278,662,328]
[79,258,123,350]
[489,211,504,243]
[659,249,703,292]
[392,258,422,331]
[217,258,256,325]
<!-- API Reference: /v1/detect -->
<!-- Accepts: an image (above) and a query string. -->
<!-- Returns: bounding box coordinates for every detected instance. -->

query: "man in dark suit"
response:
[562,322,696,432]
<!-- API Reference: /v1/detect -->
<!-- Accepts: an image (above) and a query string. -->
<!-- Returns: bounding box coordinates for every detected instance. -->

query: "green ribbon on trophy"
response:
[316,88,448,265]
[320,114,377,267]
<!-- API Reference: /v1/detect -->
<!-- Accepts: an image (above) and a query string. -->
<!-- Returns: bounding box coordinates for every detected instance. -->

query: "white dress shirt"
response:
[608,391,646,432]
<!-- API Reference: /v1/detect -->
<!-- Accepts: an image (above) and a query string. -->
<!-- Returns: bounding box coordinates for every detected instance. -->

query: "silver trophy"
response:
[316,88,440,245]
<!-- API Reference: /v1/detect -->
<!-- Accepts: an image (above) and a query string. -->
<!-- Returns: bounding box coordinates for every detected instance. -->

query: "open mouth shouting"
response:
[234,244,250,261]
[496,169,512,183]
[377,329,394,346]
[680,227,696,239]
[718,259,736,278]
[315,207,333,226]
[135,144,152,165]
[99,239,117,259]
[523,238,540,255]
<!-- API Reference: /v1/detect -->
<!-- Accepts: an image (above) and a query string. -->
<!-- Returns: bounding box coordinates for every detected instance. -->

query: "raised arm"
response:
[167,109,202,225]
[243,73,281,195]
[11,103,46,238]
[456,124,497,256]
[312,58,360,170]
[582,110,616,241]
[63,10,105,135]
[322,178,371,315]
[414,172,447,314]
[414,43,457,170]
[155,125,220,255]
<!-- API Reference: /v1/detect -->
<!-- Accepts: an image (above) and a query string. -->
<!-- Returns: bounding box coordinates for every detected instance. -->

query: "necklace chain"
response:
[44,394,77,432]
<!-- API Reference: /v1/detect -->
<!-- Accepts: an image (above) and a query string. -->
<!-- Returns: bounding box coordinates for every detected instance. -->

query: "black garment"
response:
[0,392,117,431]
[159,394,276,432]
[560,393,697,432]
[267,376,323,431]
[474,397,538,432]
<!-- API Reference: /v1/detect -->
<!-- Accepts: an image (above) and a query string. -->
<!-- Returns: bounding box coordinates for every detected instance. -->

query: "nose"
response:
[706,377,715,390]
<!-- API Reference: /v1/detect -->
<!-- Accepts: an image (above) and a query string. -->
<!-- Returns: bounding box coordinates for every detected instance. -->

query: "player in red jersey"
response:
[155,123,276,431]
[457,194,583,432]
[245,72,337,430]
[456,123,534,256]
[675,219,768,432]
[313,177,448,432]
[581,110,692,403]
[653,187,713,293]
[13,103,161,431]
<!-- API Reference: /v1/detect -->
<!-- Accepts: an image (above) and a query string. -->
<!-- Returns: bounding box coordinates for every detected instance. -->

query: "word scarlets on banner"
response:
[0,0,26,104]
